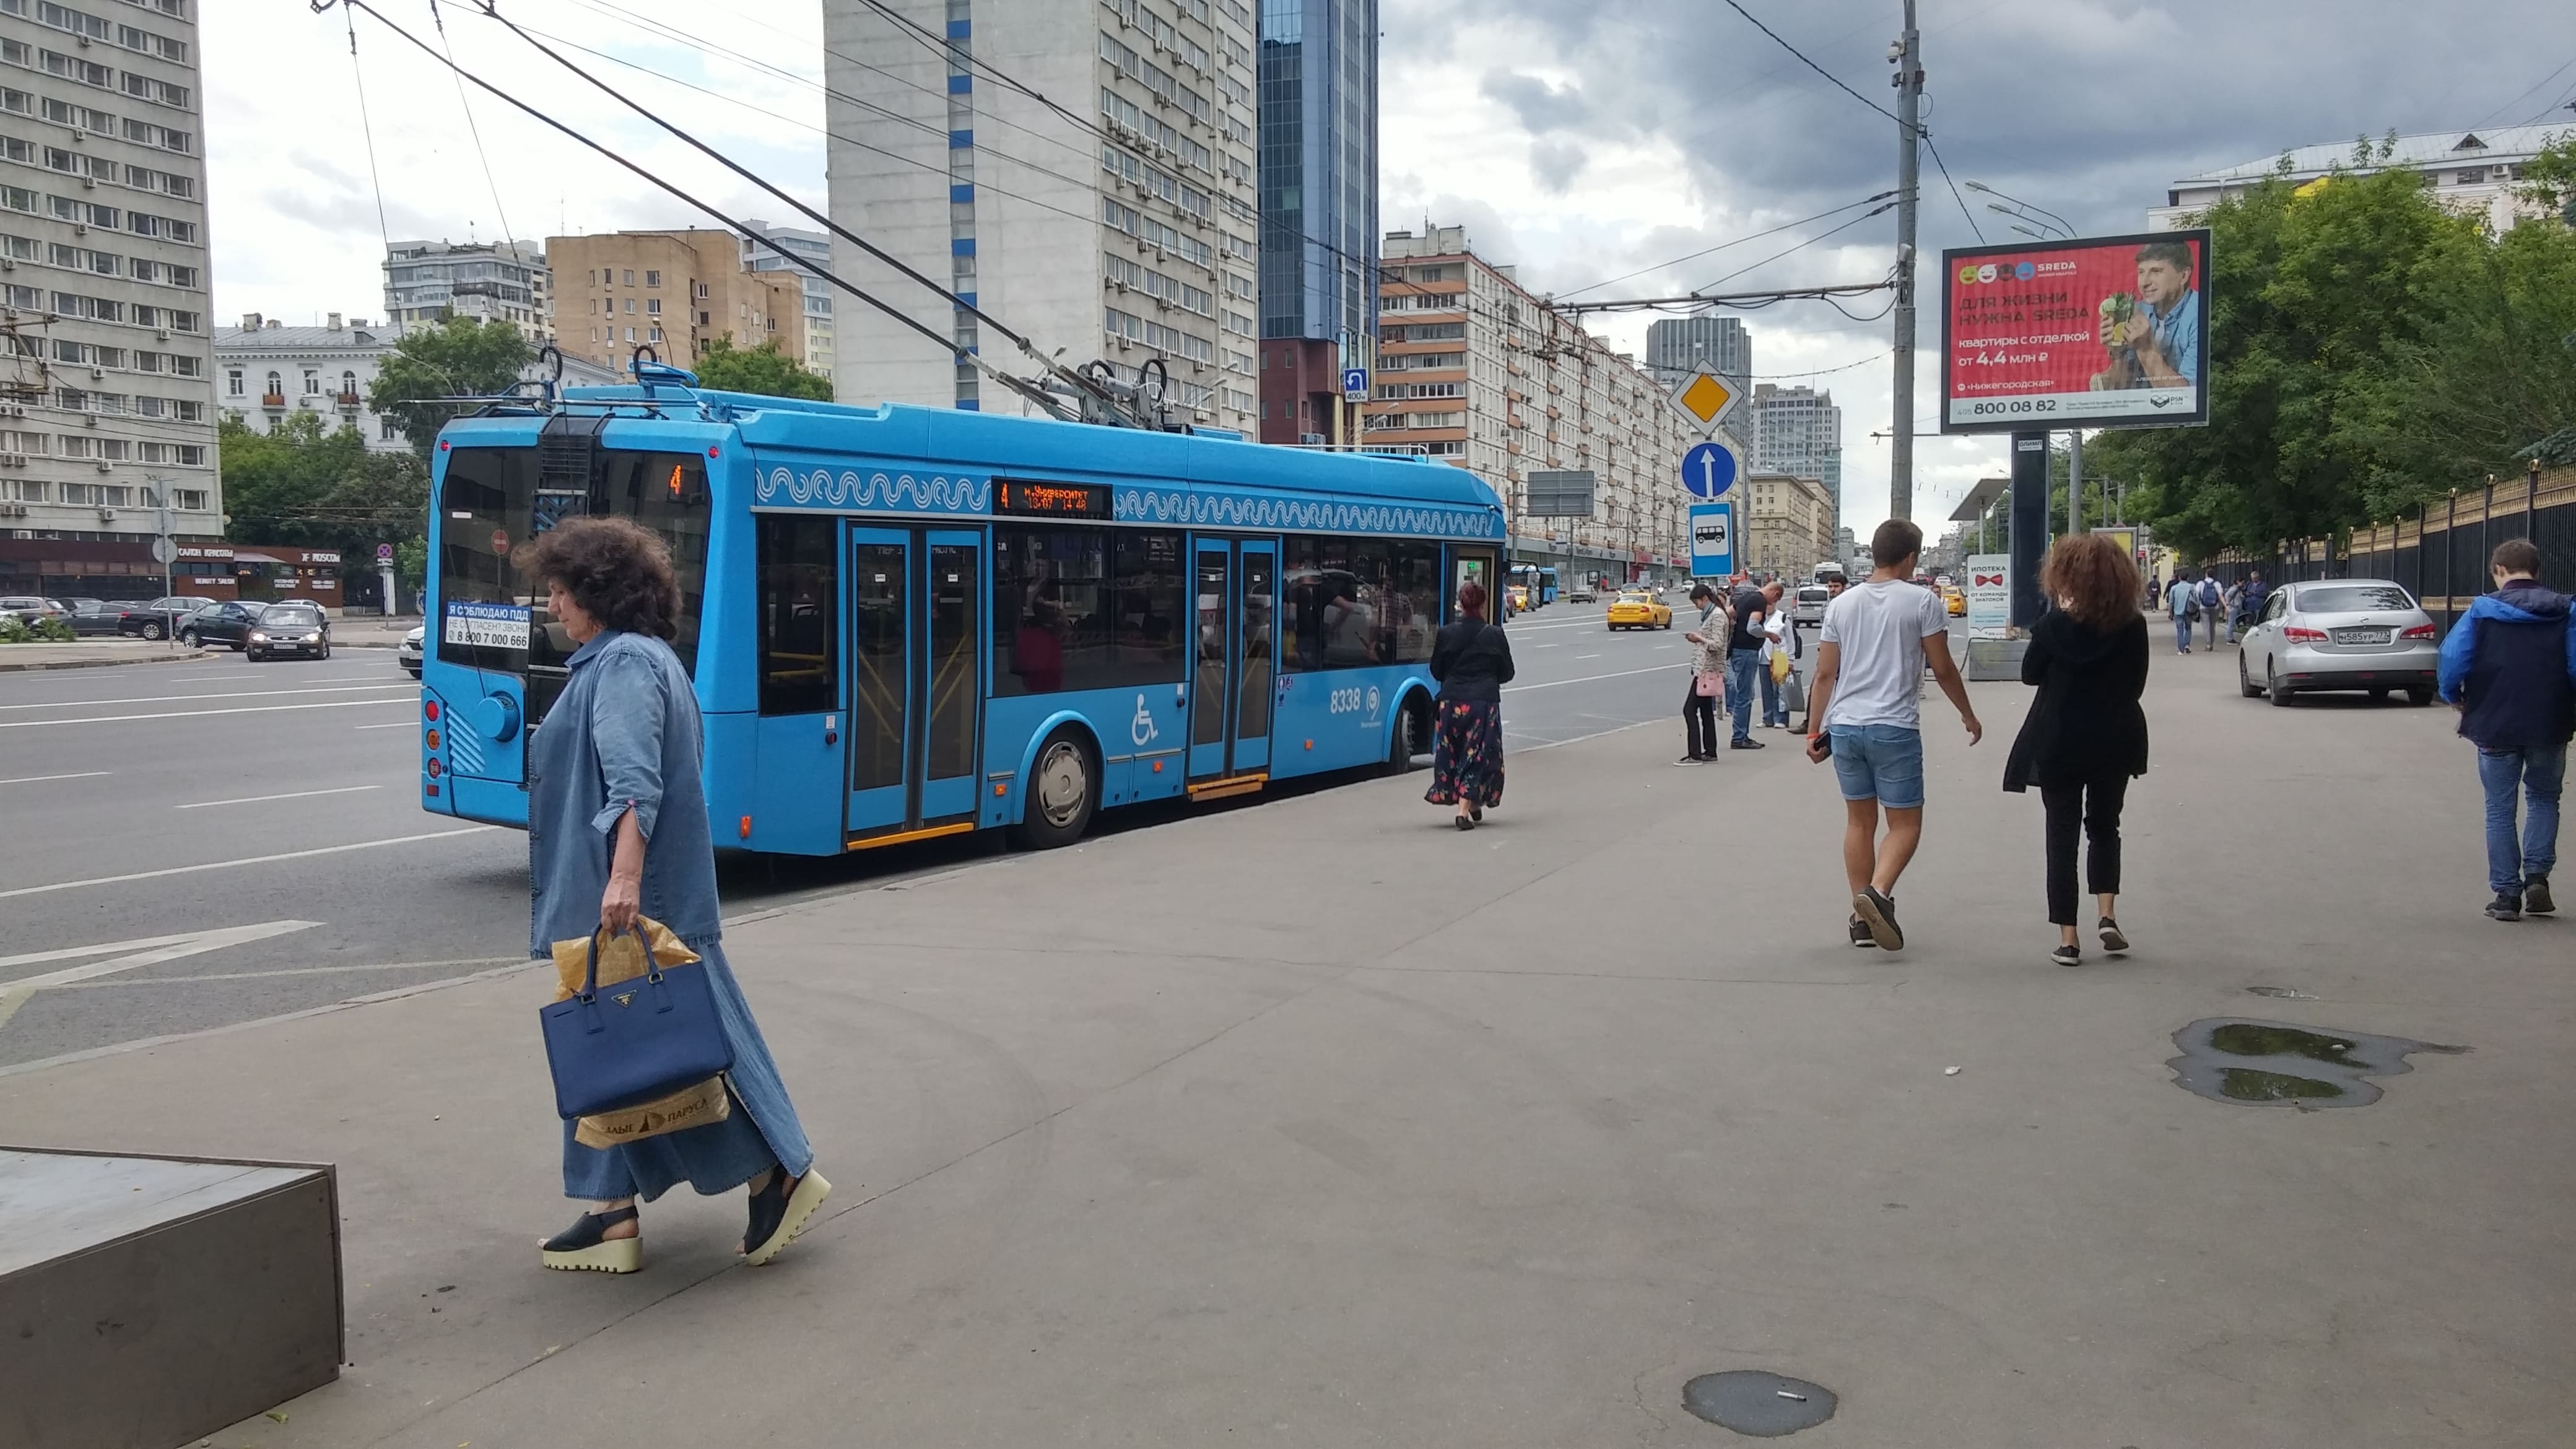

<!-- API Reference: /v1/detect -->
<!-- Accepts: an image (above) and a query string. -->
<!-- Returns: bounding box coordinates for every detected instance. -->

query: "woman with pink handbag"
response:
[1679,584,1729,764]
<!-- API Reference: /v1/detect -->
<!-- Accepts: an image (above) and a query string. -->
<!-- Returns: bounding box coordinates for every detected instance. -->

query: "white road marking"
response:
[0,920,322,1030]
[1503,663,1682,694]
[0,698,416,728]
[0,826,502,901]
[1575,653,1603,659]
[175,784,382,811]
[50,956,524,989]
[354,720,418,730]
[0,770,111,786]
[0,681,416,710]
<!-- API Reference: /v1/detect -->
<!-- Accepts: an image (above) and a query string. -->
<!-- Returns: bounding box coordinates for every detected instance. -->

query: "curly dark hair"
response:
[516,516,681,640]
[2039,532,2143,630]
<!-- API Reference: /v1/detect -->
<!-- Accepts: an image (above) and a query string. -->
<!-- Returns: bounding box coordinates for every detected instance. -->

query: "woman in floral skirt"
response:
[1424,579,1515,829]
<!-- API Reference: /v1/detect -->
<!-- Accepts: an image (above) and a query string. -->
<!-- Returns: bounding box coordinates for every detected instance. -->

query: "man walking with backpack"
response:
[2197,572,2224,650]
[2437,539,2575,921]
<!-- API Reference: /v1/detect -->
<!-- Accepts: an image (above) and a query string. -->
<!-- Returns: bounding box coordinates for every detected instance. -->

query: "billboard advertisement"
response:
[1939,228,2210,433]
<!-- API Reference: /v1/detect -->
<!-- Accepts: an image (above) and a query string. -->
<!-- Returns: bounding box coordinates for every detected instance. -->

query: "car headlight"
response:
[249,632,267,642]
[304,632,321,642]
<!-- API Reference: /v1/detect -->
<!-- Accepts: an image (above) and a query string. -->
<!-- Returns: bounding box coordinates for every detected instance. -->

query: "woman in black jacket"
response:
[1425,580,1515,830]
[2004,534,2150,966]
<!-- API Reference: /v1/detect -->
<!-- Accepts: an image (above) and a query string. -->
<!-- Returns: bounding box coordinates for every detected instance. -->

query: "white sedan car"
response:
[2237,579,2439,706]
[399,625,424,678]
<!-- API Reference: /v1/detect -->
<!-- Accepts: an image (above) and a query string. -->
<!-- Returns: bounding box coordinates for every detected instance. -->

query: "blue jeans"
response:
[2477,742,2565,896]
[1727,648,1762,742]
[1827,724,1927,809]
[2172,617,2192,652]
[1760,660,1785,726]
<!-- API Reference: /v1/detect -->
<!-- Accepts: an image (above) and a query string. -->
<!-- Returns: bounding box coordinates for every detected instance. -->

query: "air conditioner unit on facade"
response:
[97,505,114,520]
[95,461,111,473]
[155,328,167,340]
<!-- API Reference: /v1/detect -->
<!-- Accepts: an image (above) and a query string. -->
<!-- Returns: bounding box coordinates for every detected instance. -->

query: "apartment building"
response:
[822,0,1261,429]
[382,239,550,340]
[1365,225,1698,576]
[0,0,220,591]
[547,229,806,376]
[214,311,620,454]
[2149,125,2565,235]
[1739,470,1835,577]
[740,217,835,380]
[1643,311,1750,393]
[1750,381,1842,520]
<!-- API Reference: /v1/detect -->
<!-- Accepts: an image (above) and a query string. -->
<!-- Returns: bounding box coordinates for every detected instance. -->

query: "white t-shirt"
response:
[1819,578,1949,730]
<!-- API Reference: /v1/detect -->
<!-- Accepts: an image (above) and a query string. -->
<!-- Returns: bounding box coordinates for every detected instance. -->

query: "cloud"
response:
[1530,140,1588,193]
[1479,71,1595,135]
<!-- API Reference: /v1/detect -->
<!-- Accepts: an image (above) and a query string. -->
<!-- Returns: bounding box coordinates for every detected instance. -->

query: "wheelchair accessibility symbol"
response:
[1131,693,1159,747]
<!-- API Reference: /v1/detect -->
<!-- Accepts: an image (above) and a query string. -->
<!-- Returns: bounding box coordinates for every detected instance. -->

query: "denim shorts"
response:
[1827,724,1926,809]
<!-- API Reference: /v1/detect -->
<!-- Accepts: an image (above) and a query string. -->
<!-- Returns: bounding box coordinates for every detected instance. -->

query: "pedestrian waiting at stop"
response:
[517,517,829,1276]
[2003,534,2151,967]
[1725,578,1780,749]
[1425,578,1514,829]
[2168,571,2198,653]
[1804,519,1984,951]
[1762,592,1801,730]
[1679,583,1727,764]
[2436,539,2574,921]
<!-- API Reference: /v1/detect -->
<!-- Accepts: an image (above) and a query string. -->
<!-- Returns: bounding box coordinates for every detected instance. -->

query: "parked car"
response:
[0,595,63,623]
[2237,578,2439,706]
[178,599,268,651]
[399,624,424,677]
[1791,584,1831,628]
[245,601,332,661]
[65,599,138,635]
[116,596,219,640]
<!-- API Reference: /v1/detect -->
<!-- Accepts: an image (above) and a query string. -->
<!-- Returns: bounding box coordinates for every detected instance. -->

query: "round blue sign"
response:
[1680,441,1738,498]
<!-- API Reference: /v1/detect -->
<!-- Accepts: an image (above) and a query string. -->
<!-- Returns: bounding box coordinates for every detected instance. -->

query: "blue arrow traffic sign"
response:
[1341,367,1368,401]
[1681,440,1738,498]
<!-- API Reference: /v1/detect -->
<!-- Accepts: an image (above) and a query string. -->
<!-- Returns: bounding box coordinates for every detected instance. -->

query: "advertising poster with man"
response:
[1939,228,2211,432]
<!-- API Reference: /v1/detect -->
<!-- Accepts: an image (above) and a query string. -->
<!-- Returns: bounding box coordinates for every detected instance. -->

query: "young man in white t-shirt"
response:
[1803,519,1983,951]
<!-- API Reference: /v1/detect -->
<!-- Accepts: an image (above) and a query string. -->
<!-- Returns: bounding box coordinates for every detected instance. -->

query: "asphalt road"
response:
[0,596,1729,1069]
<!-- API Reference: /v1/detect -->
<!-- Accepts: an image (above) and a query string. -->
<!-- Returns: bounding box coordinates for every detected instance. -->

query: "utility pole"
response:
[1888,0,1923,521]
[2066,429,2083,538]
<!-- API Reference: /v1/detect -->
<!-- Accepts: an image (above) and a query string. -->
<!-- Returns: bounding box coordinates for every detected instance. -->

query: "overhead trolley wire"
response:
[321,0,1080,420]
[1548,193,1897,301]
[427,0,521,256]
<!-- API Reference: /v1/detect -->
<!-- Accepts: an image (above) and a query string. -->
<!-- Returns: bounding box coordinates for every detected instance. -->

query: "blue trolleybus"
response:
[417,367,1507,854]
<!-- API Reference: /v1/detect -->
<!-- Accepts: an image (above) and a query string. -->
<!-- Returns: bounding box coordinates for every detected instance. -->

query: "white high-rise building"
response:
[382,239,550,341]
[0,0,221,585]
[822,0,1260,429]
[1751,382,1842,521]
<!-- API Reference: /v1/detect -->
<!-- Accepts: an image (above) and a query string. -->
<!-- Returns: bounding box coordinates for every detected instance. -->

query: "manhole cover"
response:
[1681,1370,1837,1437]
[2168,1018,2464,1108]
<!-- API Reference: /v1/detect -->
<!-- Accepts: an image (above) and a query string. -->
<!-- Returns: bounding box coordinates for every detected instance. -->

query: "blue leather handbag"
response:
[537,926,736,1120]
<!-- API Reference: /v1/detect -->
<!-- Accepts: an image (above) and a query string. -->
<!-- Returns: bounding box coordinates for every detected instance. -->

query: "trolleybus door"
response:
[846,526,984,842]
[1186,537,1276,781]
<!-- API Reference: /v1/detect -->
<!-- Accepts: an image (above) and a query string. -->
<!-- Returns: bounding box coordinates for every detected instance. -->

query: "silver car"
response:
[2237,578,2439,706]
[1791,584,1831,628]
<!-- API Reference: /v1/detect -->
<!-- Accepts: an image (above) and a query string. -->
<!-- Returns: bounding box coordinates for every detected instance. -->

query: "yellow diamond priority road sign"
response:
[1666,364,1741,435]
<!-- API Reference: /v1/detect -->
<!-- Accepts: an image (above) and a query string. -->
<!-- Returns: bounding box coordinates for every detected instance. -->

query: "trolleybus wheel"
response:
[1012,728,1097,850]
[1383,693,1422,776]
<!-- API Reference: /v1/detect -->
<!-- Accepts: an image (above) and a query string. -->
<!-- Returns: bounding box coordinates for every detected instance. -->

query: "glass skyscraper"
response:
[1257,0,1378,347]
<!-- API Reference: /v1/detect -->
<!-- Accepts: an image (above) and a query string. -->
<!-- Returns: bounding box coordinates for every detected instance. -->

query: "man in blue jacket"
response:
[2437,539,2576,921]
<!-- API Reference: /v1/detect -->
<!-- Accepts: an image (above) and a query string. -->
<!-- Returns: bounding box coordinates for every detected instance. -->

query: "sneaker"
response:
[2097,918,2130,954]
[2486,892,2523,922]
[1848,915,1877,949]
[1729,738,1766,751]
[2050,943,2082,968]
[1854,887,1904,951]
[1675,754,1709,766]
[2524,877,2554,915]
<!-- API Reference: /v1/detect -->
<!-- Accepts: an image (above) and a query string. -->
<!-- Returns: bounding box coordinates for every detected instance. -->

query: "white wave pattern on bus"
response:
[1115,487,1501,540]
[756,467,993,513]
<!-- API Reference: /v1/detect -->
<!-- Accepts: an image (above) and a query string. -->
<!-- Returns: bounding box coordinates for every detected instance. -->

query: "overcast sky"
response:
[215,0,2576,527]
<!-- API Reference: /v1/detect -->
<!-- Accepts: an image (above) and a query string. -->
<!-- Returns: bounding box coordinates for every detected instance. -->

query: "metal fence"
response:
[2204,463,2575,634]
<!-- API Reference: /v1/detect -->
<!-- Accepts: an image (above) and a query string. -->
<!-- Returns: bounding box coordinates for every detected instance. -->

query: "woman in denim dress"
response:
[519,517,828,1274]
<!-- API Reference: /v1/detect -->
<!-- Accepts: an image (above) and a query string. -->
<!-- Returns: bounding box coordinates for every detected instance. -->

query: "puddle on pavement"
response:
[2167,1018,2465,1108]
[1681,1371,1837,1437]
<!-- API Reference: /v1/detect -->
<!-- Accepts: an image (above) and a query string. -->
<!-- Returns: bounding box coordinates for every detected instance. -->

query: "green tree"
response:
[367,316,533,459]
[219,412,430,598]
[691,335,833,401]
[2087,155,2487,557]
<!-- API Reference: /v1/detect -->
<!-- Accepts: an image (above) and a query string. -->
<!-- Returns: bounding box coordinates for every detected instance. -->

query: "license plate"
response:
[2333,628,2390,645]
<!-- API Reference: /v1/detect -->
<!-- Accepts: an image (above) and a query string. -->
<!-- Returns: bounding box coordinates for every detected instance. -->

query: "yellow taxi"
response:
[1606,589,1673,631]
[1942,586,1968,617]
[1507,584,1531,614]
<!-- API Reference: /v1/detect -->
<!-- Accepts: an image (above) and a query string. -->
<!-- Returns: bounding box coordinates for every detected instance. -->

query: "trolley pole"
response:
[1888,0,1923,521]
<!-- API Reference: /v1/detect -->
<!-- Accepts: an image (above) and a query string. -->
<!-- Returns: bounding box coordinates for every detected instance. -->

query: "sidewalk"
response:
[0,640,191,671]
[2,644,2569,1448]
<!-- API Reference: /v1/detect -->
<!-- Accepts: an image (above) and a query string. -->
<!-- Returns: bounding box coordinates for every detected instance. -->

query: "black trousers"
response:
[2042,775,2130,925]
[1682,678,1719,757]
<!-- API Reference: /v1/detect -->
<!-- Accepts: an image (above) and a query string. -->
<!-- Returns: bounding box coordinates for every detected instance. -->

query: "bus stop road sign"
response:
[1689,502,1734,577]
[1681,440,1739,499]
